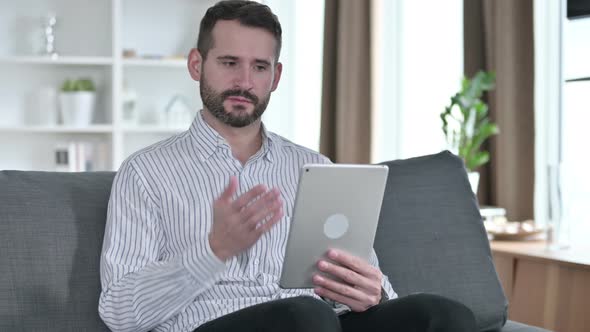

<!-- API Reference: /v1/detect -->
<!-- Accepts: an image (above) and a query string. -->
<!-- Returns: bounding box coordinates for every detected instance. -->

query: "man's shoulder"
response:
[119,131,190,173]
[268,131,331,164]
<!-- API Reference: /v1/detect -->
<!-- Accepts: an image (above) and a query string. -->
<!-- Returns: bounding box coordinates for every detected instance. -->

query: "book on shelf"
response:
[54,141,109,172]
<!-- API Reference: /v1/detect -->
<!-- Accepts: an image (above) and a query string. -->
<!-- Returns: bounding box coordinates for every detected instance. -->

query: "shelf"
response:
[123,125,188,134]
[0,125,114,134]
[565,76,590,83]
[0,0,210,171]
[0,56,113,66]
[122,58,187,68]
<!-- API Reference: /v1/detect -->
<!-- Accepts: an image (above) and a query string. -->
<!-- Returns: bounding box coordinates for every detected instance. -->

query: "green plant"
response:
[61,78,96,92]
[440,71,499,171]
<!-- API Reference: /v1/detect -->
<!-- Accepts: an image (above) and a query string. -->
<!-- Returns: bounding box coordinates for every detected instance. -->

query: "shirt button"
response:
[254,259,259,265]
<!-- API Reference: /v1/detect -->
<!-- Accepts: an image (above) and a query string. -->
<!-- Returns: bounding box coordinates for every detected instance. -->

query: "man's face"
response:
[195,20,282,128]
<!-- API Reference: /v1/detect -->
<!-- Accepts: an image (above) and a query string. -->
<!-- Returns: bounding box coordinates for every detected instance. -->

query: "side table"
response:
[490,240,590,332]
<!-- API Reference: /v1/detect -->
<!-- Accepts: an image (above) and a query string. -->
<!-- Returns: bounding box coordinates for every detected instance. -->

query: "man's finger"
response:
[232,184,268,210]
[219,176,239,202]
[241,188,280,221]
[314,286,372,312]
[256,207,283,234]
[247,204,281,230]
[317,260,378,294]
[247,199,282,230]
[327,249,378,279]
[312,274,374,305]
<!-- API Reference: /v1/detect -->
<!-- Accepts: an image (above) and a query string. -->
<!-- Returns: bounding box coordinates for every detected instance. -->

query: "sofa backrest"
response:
[0,171,115,331]
[1,151,508,331]
[374,151,508,331]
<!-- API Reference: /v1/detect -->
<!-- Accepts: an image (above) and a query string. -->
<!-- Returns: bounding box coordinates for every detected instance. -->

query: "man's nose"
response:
[233,66,254,90]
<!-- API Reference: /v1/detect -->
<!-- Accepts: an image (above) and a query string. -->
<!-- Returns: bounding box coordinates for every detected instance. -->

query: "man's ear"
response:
[271,62,283,92]
[188,48,203,81]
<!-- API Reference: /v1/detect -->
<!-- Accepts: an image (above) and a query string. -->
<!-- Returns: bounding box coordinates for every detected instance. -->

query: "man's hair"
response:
[197,0,282,61]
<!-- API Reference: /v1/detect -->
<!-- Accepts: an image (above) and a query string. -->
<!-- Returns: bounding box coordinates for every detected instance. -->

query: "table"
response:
[490,240,590,332]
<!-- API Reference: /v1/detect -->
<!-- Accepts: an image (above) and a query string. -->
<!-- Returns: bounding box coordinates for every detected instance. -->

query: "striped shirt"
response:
[99,110,397,332]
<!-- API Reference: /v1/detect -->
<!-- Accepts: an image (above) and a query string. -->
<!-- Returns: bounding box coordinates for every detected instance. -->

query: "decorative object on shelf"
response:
[479,205,506,223]
[122,49,137,58]
[121,82,138,126]
[161,94,194,127]
[59,78,97,127]
[32,87,59,125]
[479,206,545,241]
[142,54,164,60]
[485,218,545,241]
[42,12,59,59]
[165,55,187,60]
[440,71,499,194]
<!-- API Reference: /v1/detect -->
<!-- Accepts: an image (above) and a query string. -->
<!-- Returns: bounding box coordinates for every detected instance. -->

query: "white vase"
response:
[468,171,480,194]
[59,92,96,126]
[34,87,59,125]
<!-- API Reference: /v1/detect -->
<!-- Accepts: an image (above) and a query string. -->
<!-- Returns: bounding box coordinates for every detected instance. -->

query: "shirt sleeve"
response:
[368,248,398,300]
[98,160,226,332]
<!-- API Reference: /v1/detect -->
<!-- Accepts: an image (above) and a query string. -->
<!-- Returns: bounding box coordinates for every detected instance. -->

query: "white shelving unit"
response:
[0,56,114,66]
[0,125,114,133]
[0,0,217,171]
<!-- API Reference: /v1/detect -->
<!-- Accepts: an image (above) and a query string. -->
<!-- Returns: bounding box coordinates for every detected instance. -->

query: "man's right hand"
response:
[209,176,284,261]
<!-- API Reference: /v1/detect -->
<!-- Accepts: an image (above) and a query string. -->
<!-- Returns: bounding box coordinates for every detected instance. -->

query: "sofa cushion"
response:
[374,151,508,331]
[0,171,115,331]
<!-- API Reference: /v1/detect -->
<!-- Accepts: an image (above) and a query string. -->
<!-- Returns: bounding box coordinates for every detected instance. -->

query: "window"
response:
[261,0,464,158]
[561,17,590,246]
[372,0,463,163]
[535,0,589,247]
[261,0,324,151]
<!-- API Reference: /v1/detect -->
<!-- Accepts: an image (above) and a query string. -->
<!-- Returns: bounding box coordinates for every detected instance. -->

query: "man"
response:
[99,1,477,331]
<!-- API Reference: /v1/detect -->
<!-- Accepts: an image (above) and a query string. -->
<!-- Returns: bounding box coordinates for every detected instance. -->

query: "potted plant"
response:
[440,70,499,193]
[59,78,96,126]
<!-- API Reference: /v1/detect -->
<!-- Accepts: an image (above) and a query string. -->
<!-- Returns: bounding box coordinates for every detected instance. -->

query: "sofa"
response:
[0,151,550,331]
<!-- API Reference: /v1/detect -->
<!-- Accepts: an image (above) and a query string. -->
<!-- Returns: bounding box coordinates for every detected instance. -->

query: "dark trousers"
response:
[194,293,477,332]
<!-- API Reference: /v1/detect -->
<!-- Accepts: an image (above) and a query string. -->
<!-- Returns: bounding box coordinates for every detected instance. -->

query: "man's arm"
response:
[98,161,226,332]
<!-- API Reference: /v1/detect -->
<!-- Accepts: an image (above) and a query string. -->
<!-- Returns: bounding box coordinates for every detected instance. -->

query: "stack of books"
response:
[54,141,109,172]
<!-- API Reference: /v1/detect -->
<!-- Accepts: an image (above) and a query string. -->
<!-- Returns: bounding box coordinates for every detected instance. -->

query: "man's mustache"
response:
[221,89,258,104]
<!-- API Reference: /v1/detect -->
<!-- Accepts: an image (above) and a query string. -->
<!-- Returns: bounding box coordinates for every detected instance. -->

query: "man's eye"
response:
[255,65,268,72]
[223,61,236,67]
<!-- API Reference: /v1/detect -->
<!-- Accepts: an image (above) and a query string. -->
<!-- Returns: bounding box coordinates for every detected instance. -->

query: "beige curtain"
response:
[464,0,535,221]
[320,0,372,163]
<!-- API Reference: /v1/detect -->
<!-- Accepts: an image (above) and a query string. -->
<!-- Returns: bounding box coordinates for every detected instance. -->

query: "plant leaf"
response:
[467,151,490,170]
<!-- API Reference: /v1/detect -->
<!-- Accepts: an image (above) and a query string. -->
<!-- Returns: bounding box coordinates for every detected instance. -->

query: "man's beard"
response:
[200,77,271,128]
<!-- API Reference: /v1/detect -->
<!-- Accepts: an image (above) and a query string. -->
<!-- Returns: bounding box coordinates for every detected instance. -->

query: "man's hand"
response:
[313,249,383,312]
[209,176,283,261]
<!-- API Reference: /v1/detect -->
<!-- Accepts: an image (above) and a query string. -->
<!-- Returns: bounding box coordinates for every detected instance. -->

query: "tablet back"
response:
[279,164,388,288]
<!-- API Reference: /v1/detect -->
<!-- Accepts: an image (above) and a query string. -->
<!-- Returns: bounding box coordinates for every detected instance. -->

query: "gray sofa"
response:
[0,151,549,331]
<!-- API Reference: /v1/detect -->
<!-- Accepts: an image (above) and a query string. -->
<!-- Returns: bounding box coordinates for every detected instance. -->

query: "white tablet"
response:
[279,163,389,288]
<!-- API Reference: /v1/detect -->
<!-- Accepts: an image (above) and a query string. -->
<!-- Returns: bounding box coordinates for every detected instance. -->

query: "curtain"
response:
[464,0,535,221]
[320,0,372,163]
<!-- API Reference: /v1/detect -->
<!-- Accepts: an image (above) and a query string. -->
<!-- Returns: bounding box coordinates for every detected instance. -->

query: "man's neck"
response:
[201,109,263,165]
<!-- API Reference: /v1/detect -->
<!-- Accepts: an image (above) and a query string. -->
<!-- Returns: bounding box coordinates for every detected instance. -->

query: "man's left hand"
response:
[312,249,383,312]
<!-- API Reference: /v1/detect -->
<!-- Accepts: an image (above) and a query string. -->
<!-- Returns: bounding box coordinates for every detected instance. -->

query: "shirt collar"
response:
[189,110,276,163]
